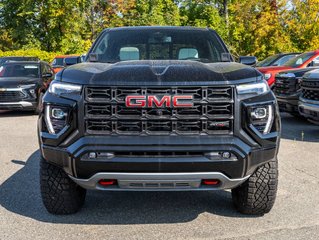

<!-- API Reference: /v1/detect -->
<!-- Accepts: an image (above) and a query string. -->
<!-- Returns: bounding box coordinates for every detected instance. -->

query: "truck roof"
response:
[107,26,212,32]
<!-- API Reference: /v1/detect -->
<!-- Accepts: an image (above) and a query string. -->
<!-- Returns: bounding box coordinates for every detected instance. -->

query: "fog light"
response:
[222,152,231,159]
[99,152,115,159]
[52,108,67,119]
[251,107,267,119]
[202,179,220,186]
[98,179,117,186]
[89,152,97,159]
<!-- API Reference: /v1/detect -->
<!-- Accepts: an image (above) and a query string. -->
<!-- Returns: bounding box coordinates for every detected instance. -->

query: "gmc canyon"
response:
[274,67,319,117]
[38,27,281,215]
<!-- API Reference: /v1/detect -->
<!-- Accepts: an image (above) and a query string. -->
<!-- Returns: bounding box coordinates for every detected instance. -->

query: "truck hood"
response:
[60,61,262,86]
[277,67,319,78]
[303,69,319,80]
[0,77,39,88]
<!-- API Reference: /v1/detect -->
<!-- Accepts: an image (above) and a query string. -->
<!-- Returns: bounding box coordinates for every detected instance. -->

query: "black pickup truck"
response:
[274,67,319,117]
[38,27,280,215]
[299,69,319,124]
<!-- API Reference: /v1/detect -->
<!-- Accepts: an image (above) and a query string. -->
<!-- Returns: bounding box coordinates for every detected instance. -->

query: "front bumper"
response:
[69,172,250,191]
[39,88,280,191]
[299,97,319,124]
[0,100,37,110]
[40,134,278,188]
[276,95,299,114]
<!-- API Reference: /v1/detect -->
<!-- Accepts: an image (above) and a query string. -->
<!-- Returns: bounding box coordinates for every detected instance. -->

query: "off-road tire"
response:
[40,157,86,214]
[231,159,278,215]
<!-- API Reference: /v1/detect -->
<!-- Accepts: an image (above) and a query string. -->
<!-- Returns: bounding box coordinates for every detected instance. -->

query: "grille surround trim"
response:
[84,86,234,135]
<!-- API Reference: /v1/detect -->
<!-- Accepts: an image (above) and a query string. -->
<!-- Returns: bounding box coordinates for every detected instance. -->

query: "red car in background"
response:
[257,50,319,87]
[51,55,81,73]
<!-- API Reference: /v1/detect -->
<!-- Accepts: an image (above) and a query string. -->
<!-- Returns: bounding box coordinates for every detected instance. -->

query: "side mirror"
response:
[88,53,99,62]
[64,57,80,66]
[221,53,232,62]
[42,73,53,78]
[239,56,257,66]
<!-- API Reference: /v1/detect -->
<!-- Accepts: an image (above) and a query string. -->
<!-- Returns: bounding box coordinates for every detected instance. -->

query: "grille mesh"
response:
[301,80,319,101]
[274,76,300,96]
[0,91,25,102]
[84,87,234,135]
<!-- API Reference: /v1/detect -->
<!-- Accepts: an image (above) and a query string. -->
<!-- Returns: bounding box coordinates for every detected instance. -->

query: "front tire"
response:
[40,157,86,214]
[231,159,278,215]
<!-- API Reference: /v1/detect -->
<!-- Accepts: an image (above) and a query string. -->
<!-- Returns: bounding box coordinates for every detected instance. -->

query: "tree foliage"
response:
[0,0,318,59]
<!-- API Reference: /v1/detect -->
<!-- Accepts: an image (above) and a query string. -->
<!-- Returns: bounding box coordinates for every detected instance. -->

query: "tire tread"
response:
[40,157,86,214]
[232,159,278,215]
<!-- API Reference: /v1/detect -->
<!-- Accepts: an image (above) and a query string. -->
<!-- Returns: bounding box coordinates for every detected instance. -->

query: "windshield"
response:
[90,29,228,63]
[284,52,314,67]
[256,54,280,67]
[0,63,40,78]
[52,58,64,66]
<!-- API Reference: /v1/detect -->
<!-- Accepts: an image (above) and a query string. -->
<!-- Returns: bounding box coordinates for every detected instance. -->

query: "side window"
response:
[275,55,294,66]
[94,34,109,54]
[313,56,319,66]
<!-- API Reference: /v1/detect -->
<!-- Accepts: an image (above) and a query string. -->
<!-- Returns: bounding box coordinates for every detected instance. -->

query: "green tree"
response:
[286,0,319,51]
[228,0,295,58]
[0,0,91,53]
[178,1,227,39]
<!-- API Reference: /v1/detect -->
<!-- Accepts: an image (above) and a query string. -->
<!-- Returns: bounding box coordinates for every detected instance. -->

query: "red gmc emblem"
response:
[125,95,194,108]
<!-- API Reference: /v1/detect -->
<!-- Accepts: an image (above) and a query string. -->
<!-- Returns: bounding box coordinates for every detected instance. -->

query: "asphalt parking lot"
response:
[0,111,318,240]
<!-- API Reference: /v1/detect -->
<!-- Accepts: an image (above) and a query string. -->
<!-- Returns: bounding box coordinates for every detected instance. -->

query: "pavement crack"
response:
[295,168,319,180]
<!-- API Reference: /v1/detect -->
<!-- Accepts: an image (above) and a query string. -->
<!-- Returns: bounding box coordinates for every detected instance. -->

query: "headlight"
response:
[236,81,270,95]
[20,84,37,98]
[49,81,82,96]
[45,105,69,134]
[264,73,272,80]
[248,105,274,135]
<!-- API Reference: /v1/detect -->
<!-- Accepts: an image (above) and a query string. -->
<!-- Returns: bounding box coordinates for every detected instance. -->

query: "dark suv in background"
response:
[0,61,54,112]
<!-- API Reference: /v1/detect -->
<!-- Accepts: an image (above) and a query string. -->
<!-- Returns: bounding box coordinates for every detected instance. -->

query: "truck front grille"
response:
[274,76,300,96]
[0,90,26,102]
[301,79,319,101]
[84,87,234,135]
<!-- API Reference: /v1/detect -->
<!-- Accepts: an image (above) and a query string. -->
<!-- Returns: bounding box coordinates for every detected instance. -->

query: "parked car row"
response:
[257,51,319,125]
[257,50,319,87]
[51,55,83,73]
